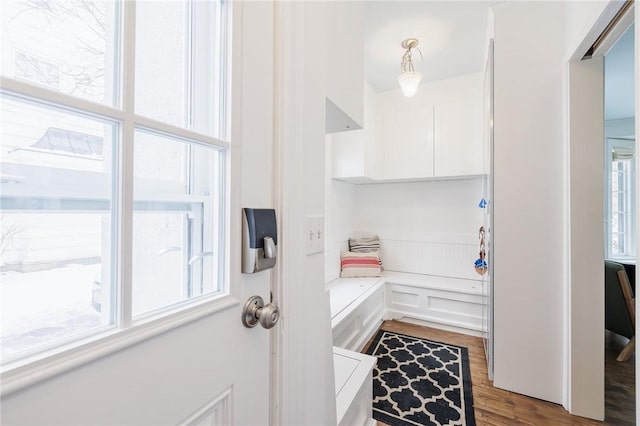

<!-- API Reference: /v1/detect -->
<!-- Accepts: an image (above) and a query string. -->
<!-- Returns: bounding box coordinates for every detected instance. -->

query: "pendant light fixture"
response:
[397,38,423,97]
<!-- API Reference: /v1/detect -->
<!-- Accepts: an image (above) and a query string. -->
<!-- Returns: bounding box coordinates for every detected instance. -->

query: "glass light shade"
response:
[397,71,423,97]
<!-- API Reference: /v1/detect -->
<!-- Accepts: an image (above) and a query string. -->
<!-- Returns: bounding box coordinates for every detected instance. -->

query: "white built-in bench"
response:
[329,277,385,351]
[328,271,485,425]
[333,346,376,426]
[383,271,484,335]
[328,271,485,351]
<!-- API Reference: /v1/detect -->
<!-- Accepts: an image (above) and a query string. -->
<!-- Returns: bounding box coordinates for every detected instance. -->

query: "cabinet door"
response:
[330,130,366,179]
[380,105,434,179]
[434,99,483,177]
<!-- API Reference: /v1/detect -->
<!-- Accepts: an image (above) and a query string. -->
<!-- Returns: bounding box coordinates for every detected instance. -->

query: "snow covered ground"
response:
[1,263,104,360]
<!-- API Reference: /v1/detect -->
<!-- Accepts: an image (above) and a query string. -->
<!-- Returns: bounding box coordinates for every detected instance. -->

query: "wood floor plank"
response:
[366,320,635,426]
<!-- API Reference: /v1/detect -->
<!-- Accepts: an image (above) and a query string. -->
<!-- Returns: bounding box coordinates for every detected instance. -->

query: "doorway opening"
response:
[603,21,636,425]
[567,2,636,421]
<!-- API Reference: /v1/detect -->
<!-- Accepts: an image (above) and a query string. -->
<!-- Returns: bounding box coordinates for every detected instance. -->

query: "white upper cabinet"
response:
[377,93,434,179]
[331,82,378,182]
[331,73,484,183]
[434,98,484,177]
[325,1,364,131]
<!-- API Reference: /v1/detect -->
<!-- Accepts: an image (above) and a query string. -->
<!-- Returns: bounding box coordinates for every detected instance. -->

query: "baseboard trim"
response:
[384,311,484,338]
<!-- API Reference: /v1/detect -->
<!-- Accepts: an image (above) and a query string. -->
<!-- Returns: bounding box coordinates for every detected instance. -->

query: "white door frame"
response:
[566,1,638,421]
[271,2,338,425]
[567,53,605,421]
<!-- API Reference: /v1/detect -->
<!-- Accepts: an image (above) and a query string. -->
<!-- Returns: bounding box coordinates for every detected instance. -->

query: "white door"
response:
[0,2,274,425]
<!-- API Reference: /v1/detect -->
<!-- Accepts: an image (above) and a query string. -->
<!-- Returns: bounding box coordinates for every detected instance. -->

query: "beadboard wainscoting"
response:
[380,237,480,281]
[325,239,350,283]
[326,235,481,284]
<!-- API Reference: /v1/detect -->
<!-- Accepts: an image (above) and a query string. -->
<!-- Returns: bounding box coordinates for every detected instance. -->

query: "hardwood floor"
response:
[364,320,635,426]
[605,331,635,425]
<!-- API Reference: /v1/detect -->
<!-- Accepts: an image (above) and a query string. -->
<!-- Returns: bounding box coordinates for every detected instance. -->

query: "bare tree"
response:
[9,0,107,99]
[0,215,24,260]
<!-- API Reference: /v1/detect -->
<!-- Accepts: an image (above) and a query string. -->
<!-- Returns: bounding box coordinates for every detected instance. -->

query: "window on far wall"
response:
[606,138,636,260]
[1,0,229,366]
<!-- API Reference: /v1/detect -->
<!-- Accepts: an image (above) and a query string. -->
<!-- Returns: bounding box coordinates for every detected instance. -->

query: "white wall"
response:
[376,73,482,112]
[325,136,356,283]
[351,179,484,280]
[353,180,483,240]
[273,2,337,425]
[565,0,611,60]
[492,1,567,404]
[326,1,364,128]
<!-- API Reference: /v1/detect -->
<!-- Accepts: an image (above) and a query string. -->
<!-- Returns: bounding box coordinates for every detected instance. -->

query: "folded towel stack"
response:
[346,235,383,274]
[349,235,381,253]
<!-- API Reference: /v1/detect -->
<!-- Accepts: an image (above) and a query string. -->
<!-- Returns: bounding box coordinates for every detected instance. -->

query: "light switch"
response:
[305,215,325,255]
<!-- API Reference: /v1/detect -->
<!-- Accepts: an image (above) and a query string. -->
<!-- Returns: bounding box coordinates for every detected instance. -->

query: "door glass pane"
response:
[1,1,120,106]
[132,129,222,317]
[135,0,225,138]
[0,95,116,361]
[134,1,188,129]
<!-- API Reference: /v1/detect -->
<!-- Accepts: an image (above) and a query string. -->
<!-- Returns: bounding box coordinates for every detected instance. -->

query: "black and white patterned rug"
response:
[365,330,476,426]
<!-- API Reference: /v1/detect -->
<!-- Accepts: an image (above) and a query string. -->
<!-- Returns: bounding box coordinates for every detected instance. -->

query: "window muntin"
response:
[0,0,229,369]
[606,138,636,260]
[1,95,116,362]
[1,1,120,106]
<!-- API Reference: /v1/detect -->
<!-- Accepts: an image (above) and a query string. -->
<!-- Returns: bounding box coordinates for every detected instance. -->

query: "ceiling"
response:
[364,1,495,93]
[604,23,635,121]
[364,3,635,120]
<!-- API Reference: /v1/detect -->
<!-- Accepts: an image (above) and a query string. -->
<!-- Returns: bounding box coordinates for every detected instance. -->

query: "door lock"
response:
[242,295,280,329]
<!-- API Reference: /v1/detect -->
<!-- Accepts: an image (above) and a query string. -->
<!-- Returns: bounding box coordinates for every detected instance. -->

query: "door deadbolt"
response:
[242,295,280,329]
